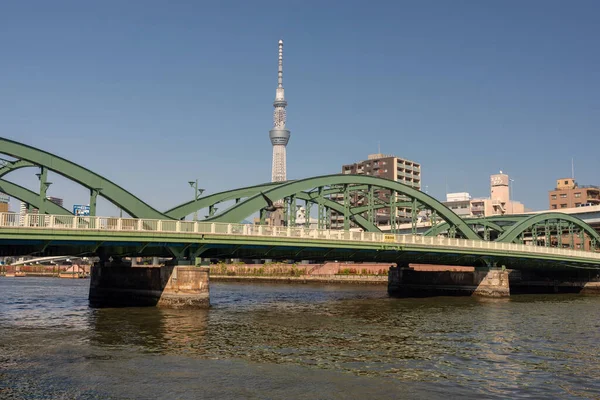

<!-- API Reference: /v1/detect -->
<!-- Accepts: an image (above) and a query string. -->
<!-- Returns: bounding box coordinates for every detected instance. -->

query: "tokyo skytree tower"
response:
[269,40,290,183]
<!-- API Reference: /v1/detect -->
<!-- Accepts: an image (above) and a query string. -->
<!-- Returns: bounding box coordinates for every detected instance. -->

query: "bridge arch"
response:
[424,219,507,239]
[0,179,73,215]
[0,137,169,219]
[497,212,600,248]
[205,174,481,240]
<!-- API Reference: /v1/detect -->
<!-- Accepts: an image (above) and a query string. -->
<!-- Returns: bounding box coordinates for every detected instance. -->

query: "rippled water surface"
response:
[1,277,599,399]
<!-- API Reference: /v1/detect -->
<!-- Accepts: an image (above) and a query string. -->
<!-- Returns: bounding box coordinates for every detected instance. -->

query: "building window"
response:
[574,193,581,198]
[560,204,567,208]
[564,180,569,184]
[575,203,581,207]
[551,195,557,200]
[560,194,567,198]
[551,205,557,209]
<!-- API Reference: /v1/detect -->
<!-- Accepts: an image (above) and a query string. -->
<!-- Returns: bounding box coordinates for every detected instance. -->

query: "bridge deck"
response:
[1,213,599,270]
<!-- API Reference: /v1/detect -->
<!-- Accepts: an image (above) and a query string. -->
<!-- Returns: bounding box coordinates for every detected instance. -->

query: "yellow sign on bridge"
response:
[384,234,396,243]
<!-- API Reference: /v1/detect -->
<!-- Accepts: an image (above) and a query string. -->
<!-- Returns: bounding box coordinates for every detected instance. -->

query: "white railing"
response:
[1,213,600,262]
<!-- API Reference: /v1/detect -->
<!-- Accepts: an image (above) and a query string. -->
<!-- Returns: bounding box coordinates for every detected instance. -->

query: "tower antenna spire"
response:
[278,39,283,88]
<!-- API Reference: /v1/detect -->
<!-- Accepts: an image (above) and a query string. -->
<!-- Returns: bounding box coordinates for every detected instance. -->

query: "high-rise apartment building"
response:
[331,153,421,229]
[0,192,9,213]
[549,178,600,210]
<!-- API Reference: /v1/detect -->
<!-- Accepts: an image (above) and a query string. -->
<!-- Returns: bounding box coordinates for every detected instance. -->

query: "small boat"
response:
[58,272,87,279]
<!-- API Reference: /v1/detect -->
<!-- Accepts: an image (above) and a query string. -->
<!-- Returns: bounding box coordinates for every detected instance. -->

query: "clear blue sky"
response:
[1,0,599,215]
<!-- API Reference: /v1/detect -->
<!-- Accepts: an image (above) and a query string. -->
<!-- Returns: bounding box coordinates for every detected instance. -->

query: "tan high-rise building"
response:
[331,153,421,229]
[0,192,9,213]
[549,178,600,210]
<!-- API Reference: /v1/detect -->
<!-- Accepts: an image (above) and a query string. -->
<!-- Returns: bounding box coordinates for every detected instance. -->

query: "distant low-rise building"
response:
[443,173,525,218]
[47,196,64,208]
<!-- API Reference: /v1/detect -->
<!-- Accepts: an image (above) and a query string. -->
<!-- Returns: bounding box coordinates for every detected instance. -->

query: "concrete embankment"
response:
[209,262,391,285]
[211,274,388,284]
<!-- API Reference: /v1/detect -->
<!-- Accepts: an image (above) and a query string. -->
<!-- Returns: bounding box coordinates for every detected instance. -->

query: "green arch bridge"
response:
[2,137,600,305]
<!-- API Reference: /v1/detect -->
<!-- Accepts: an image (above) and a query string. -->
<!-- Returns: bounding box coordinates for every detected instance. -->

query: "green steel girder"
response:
[424,219,506,238]
[0,137,168,219]
[0,179,73,215]
[0,159,35,177]
[292,191,379,232]
[164,181,283,219]
[164,183,380,221]
[207,174,481,240]
[497,212,600,244]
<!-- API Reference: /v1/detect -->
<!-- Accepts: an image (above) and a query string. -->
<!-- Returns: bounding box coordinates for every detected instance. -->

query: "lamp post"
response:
[509,178,515,214]
[188,179,205,221]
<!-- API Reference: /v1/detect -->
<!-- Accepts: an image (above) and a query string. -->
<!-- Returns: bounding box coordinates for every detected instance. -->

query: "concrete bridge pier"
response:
[89,261,210,309]
[388,264,510,298]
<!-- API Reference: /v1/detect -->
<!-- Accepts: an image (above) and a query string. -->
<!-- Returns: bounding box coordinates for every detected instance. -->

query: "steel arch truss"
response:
[185,175,481,240]
[497,212,600,250]
[0,138,168,219]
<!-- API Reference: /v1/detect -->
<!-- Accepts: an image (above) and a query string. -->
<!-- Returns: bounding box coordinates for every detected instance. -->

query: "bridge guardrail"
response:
[1,213,599,262]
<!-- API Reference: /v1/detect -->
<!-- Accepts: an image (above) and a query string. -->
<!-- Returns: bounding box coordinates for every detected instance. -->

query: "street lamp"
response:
[188,179,205,221]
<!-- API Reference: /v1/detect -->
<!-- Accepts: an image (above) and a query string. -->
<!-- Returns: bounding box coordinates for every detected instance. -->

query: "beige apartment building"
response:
[443,173,525,218]
[331,153,421,229]
[549,178,600,210]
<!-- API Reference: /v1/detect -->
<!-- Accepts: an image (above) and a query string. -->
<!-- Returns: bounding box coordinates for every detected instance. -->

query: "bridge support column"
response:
[89,263,209,309]
[508,269,600,295]
[388,265,510,298]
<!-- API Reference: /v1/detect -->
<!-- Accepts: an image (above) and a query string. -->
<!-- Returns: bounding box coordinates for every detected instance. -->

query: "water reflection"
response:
[1,279,599,399]
[89,308,209,355]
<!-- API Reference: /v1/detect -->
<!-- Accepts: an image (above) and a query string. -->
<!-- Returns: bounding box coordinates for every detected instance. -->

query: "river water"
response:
[0,277,599,399]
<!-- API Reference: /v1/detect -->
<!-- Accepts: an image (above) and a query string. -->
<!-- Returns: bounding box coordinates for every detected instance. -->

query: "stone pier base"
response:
[508,269,600,295]
[89,265,209,308]
[388,267,510,298]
